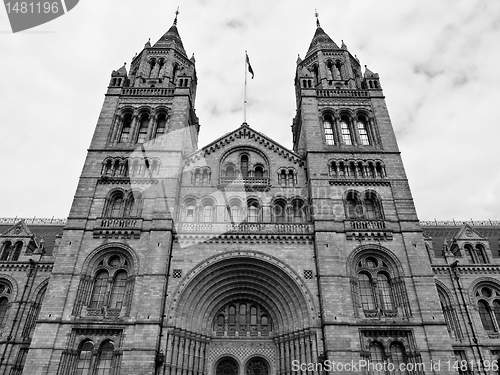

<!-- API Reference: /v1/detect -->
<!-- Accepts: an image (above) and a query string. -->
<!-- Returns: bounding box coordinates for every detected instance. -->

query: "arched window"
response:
[137,114,149,143]
[90,271,108,309]
[125,193,141,218]
[390,343,407,375]
[364,192,383,220]
[254,166,264,178]
[476,244,488,263]
[273,201,286,223]
[225,165,235,179]
[479,300,495,331]
[354,254,407,318]
[358,273,376,311]
[202,169,210,184]
[228,306,236,326]
[345,191,361,219]
[377,273,394,310]
[279,170,287,186]
[184,199,196,222]
[11,242,23,261]
[228,200,241,224]
[108,193,124,218]
[214,301,271,335]
[474,285,500,332]
[340,118,352,145]
[0,297,9,326]
[75,341,94,375]
[22,285,47,339]
[323,116,335,145]
[464,245,475,263]
[369,342,385,375]
[202,203,213,222]
[240,155,249,178]
[155,114,167,139]
[357,117,370,145]
[109,271,127,309]
[437,287,462,341]
[247,200,261,223]
[0,242,12,261]
[81,253,133,317]
[292,200,306,223]
[96,341,114,375]
[172,63,179,84]
[119,114,132,143]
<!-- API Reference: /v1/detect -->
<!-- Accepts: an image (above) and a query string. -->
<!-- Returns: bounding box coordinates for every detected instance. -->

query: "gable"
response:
[185,125,304,168]
[454,223,487,241]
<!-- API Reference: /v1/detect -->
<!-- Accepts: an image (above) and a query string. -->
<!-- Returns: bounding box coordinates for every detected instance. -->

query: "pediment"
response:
[185,124,304,167]
[1,220,34,238]
[454,223,486,242]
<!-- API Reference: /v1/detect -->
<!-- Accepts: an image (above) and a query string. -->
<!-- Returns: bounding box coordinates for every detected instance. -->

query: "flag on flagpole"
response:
[246,53,254,79]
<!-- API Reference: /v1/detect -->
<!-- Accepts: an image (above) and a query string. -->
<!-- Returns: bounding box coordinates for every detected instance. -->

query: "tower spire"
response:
[315,9,320,28]
[173,6,179,26]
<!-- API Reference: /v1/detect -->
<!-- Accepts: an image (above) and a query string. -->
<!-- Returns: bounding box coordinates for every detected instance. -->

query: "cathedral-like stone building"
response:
[1,15,500,375]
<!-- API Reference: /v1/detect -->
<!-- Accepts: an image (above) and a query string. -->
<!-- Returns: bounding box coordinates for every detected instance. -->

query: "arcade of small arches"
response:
[329,159,386,180]
[449,242,489,264]
[221,154,268,181]
[180,197,309,224]
[110,108,169,145]
[102,189,143,219]
[101,157,161,178]
[191,167,212,185]
[322,110,378,147]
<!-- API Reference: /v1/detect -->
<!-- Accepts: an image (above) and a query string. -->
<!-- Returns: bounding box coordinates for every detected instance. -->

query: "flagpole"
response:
[244,50,247,124]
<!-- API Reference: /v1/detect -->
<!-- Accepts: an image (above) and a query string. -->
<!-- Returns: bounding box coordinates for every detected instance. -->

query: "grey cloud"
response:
[413,63,444,79]
[227,19,245,30]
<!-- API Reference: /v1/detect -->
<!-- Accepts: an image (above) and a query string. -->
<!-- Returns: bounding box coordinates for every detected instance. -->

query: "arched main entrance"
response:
[164,251,321,375]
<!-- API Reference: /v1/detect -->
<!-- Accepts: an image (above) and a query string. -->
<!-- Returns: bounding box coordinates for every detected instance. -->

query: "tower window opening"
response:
[357,117,370,145]
[119,114,133,143]
[323,116,335,145]
[240,155,249,178]
[137,115,149,143]
[340,118,352,145]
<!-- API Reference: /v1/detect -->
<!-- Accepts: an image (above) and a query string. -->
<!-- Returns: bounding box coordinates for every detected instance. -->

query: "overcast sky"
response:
[0,0,499,221]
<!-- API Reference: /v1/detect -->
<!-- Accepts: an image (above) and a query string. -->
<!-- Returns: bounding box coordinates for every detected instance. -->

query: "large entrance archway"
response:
[163,251,321,375]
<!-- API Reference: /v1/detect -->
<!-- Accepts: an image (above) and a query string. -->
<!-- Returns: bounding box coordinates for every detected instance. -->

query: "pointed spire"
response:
[305,19,339,57]
[296,54,302,64]
[190,53,196,63]
[315,9,320,28]
[173,6,179,26]
[341,40,348,50]
[145,38,151,48]
[364,65,378,78]
[152,7,186,56]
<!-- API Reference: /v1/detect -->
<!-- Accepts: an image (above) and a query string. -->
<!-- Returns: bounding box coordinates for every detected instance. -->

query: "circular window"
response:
[108,255,121,267]
[482,287,492,298]
[365,257,378,268]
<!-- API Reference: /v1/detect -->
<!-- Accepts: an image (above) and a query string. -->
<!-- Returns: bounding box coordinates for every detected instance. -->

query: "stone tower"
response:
[292,17,455,374]
[23,14,199,374]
